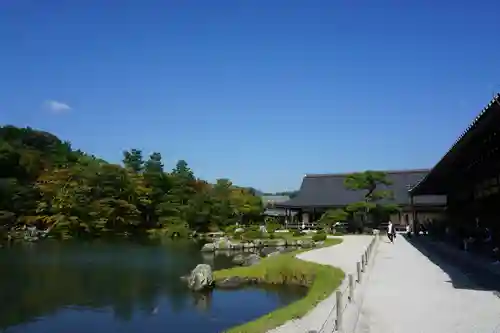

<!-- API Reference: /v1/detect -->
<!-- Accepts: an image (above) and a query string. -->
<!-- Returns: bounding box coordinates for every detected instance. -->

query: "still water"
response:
[0,240,306,333]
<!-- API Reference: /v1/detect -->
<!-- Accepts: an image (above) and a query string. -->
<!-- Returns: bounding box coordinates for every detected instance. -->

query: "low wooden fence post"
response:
[357,261,361,283]
[348,274,354,302]
[335,290,342,331]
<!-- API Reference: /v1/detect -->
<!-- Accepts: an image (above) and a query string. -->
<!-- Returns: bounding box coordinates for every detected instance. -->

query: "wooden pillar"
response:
[410,195,417,235]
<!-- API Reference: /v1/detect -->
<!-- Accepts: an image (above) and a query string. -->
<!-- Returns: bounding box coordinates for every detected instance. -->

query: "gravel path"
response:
[354,235,500,333]
[268,235,374,333]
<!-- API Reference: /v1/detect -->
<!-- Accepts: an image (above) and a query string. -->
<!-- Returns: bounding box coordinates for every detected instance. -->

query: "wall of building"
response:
[416,210,445,223]
[390,209,445,226]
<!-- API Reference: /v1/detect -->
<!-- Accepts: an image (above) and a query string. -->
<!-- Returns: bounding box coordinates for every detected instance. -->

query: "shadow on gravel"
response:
[405,235,500,294]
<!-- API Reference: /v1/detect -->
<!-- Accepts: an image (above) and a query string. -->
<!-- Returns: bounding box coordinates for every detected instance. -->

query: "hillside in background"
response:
[0,125,263,241]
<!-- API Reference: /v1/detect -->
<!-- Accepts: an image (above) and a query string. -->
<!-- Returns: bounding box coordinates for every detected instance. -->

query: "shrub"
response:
[166,224,191,238]
[224,225,238,234]
[293,230,305,237]
[266,222,281,234]
[312,232,327,242]
[242,230,263,240]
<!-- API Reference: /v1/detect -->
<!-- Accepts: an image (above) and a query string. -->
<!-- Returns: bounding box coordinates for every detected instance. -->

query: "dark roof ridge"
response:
[409,92,500,193]
[305,168,431,178]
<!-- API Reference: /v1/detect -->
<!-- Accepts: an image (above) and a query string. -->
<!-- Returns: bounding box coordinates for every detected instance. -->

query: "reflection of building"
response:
[276,170,446,228]
[409,94,500,233]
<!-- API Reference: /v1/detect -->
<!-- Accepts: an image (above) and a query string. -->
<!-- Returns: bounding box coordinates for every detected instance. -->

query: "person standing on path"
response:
[387,221,396,243]
[406,223,412,238]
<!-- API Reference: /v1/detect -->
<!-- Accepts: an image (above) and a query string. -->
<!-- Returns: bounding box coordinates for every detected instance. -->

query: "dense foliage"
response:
[0,125,263,241]
[317,171,399,232]
[343,170,399,226]
[318,208,348,230]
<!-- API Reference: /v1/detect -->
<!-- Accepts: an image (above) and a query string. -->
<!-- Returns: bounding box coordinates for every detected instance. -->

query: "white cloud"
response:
[44,100,72,113]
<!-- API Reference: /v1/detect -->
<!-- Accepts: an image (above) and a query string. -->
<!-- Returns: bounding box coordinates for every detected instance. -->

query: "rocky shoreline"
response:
[182,238,326,292]
[200,237,321,252]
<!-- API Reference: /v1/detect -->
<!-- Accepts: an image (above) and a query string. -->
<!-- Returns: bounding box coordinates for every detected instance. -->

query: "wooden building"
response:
[261,195,291,218]
[409,93,500,235]
[277,170,446,228]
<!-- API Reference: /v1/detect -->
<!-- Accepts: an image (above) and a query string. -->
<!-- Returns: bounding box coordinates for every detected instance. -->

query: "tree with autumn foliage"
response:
[0,125,264,241]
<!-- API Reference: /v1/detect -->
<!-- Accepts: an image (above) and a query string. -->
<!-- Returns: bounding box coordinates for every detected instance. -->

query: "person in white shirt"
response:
[387,221,395,243]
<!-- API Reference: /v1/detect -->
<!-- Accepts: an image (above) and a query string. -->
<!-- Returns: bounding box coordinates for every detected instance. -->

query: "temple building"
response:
[409,93,500,234]
[276,169,446,228]
[261,195,291,218]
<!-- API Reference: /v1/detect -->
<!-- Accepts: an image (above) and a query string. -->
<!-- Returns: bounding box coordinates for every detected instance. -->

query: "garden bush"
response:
[224,225,237,233]
[266,222,281,234]
[293,230,306,237]
[312,232,327,242]
[242,230,264,240]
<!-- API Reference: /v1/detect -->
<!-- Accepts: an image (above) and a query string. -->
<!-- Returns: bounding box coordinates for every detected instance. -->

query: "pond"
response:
[0,240,307,333]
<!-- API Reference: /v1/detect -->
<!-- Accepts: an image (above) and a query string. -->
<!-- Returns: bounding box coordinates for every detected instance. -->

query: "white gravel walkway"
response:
[268,235,374,333]
[354,236,500,333]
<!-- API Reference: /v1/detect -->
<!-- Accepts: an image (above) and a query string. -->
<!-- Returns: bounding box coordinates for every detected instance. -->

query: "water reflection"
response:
[0,240,307,333]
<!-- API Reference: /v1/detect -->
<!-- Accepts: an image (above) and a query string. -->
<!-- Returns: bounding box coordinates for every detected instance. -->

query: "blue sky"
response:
[1,1,499,192]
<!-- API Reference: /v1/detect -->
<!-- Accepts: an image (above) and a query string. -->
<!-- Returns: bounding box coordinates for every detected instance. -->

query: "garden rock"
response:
[275,239,286,247]
[231,242,243,250]
[215,276,259,289]
[253,239,265,248]
[201,243,215,252]
[261,247,276,256]
[301,239,314,248]
[232,254,245,265]
[187,264,214,292]
[243,242,254,249]
[243,254,261,266]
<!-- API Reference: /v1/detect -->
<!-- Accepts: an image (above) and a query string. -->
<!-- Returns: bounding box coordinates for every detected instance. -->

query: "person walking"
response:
[387,220,396,243]
[406,223,412,238]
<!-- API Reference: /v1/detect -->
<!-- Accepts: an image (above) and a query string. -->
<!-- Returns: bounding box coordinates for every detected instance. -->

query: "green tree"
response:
[344,171,398,227]
[0,125,267,241]
[318,208,348,231]
[122,149,144,174]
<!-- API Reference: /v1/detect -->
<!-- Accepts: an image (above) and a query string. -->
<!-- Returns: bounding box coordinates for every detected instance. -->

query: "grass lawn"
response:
[213,238,345,333]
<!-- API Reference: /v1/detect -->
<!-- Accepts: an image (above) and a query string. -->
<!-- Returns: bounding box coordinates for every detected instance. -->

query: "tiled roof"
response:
[277,169,446,208]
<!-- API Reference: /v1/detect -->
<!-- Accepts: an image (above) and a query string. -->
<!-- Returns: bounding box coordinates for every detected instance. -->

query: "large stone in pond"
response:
[243,242,254,249]
[201,243,215,252]
[275,239,286,247]
[261,247,275,256]
[243,253,261,266]
[187,264,214,292]
[214,237,232,250]
[253,239,265,248]
[231,242,243,250]
[300,239,314,248]
[232,254,245,265]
